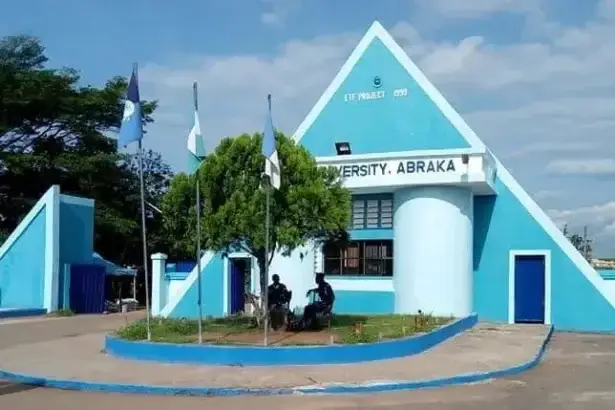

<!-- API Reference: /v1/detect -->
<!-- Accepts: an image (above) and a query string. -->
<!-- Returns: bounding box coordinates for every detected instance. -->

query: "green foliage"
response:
[49,308,74,317]
[333,313,452,344]
[158,173,198,259]
[117,316,255,343]
[0,34,172,269]
[0,35,156,152]
[161,132,351,307]
[562,224,593,261]
[198,132,352,257]
[116,314,452,345]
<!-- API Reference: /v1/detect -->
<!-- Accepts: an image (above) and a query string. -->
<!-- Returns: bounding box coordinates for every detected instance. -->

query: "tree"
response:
[158,172,199,259]
[0,35,156,153]
[562,224,593,261]
[161,132,351,321]
[0,34,172,269]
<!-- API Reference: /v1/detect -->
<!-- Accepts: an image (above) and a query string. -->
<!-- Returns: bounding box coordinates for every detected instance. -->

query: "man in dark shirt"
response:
[267,274,290,309]
[268,274,292,330]
[303,273,335,328]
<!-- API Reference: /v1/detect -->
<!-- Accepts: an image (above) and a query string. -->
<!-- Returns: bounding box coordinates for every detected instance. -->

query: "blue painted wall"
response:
[299,38,470,156]
[473,181,615,332]
[296,25,615,331]
[168,253,225,318]
[597,269,615,280]
[57,200,94,309]
[349,229,393,241]
[166,261,197,273]
[334,290,394,315]
[0,208,46,308]
[59,201,94,268]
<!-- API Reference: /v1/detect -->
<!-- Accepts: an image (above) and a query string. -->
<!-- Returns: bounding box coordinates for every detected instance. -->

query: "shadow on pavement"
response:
[0,381,39,396]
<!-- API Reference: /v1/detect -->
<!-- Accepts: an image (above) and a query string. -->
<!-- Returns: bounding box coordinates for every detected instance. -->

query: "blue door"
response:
[514,255,546,323]
[229,259,247,314]
[69,264,106,314]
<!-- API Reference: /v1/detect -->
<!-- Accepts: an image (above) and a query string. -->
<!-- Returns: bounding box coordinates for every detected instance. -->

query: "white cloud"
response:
[546,159,615,175]
[138,0,615,253]
[533,189,564,200]
[260,12,281,26]
[598,0,615,20]
[505,141,599,159]
[260,0,302,28]
[415,0,545,20]
[548,201,615,252]
[139,31,359,167]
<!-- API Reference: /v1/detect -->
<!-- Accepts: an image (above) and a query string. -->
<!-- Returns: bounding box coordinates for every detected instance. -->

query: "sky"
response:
[3,0,615,255]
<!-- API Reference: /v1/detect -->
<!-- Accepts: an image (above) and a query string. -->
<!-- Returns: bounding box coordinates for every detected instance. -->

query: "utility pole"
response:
[583,225,593,261]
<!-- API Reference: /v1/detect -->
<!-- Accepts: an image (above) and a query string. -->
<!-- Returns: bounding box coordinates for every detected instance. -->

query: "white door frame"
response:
[223,252,255,315]
[508,249,551,325]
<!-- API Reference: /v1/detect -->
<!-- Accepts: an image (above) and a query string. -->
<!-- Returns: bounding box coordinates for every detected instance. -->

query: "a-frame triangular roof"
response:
[292,20,613,306]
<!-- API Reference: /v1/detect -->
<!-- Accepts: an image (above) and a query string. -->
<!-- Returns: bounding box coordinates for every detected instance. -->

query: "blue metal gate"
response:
[69,264,106,314]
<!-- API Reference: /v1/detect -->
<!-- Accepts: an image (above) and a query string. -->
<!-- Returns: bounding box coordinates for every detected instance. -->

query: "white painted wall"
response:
[603,281,615,296]
[393,186,473,317]
[328,278,394,292]
[266,243,317,311]
[167,280,185,307]
[150,253,168,316]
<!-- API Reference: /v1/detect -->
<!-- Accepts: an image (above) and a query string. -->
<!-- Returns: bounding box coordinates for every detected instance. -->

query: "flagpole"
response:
[134,64,152,341]
[264,181,270,347]
[194,81,204,344]
[263,94,272,347]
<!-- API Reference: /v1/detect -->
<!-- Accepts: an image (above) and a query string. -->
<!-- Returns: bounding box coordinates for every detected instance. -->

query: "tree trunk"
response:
[252,255,268,327]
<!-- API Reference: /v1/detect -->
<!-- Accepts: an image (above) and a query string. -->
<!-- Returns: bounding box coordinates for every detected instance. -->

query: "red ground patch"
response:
[200,330,340,345]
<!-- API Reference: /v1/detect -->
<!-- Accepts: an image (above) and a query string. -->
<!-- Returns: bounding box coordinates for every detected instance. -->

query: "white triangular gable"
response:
[292,20,615,308]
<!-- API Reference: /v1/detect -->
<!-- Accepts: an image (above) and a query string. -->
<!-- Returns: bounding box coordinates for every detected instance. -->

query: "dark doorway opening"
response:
[229,258,251,314]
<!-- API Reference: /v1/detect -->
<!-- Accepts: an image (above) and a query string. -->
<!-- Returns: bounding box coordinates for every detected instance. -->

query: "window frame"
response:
[323,240,393,277]
[351,195,393,230]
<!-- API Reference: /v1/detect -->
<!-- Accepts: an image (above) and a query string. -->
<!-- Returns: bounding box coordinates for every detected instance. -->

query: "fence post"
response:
[62,264,71,310]
[151,253,168,316]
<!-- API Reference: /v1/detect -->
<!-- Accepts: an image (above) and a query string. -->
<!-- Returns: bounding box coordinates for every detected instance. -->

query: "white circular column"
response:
[393,186,473,317]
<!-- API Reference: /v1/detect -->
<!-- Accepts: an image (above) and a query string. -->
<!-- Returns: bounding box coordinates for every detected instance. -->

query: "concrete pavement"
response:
[2,314,614,408]
[0,311,144,349]
[1,332,615,409]
[0,323,547,389]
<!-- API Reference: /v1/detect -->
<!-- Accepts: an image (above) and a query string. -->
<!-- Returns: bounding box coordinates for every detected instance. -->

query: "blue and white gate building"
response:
[151,21,615,332]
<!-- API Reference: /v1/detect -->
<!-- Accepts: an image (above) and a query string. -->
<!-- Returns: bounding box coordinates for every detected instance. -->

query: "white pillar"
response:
[393,186,473,317]
[151,253,168,316]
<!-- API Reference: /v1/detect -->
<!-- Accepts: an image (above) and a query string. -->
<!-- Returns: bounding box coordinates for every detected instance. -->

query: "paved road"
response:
[0,311,143,349]
[1,315,615,409]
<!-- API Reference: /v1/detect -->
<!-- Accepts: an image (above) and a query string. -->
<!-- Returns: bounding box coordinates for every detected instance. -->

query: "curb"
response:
[105,315,478,366]
[0,308,46,320]
[0,325,554,397]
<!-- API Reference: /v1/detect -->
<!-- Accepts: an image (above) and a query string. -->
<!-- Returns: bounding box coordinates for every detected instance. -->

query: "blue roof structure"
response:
[92,252,136,277]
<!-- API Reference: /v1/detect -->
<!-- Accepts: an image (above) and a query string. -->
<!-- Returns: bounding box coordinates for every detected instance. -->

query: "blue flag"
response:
[118,69,143,147]
[262,94,280,189]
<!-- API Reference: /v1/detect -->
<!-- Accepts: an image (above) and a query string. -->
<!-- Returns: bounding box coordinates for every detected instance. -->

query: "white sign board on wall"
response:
[317,149,496,194]
[336,158,458,179]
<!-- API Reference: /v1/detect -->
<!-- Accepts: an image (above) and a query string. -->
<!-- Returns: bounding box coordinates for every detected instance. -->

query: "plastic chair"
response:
[306,289,333,330]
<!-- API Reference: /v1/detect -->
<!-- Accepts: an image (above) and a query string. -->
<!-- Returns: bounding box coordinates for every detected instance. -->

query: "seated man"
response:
[267,274,291,329]
[302,273,335,329]
[268,274,290,308]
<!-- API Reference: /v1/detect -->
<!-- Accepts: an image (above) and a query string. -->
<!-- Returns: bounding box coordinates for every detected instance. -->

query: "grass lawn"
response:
[46,308,74,317]
[116,313,453,345]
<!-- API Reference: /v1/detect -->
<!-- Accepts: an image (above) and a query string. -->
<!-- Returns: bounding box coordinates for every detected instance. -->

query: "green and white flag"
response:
[187,110,206,173]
